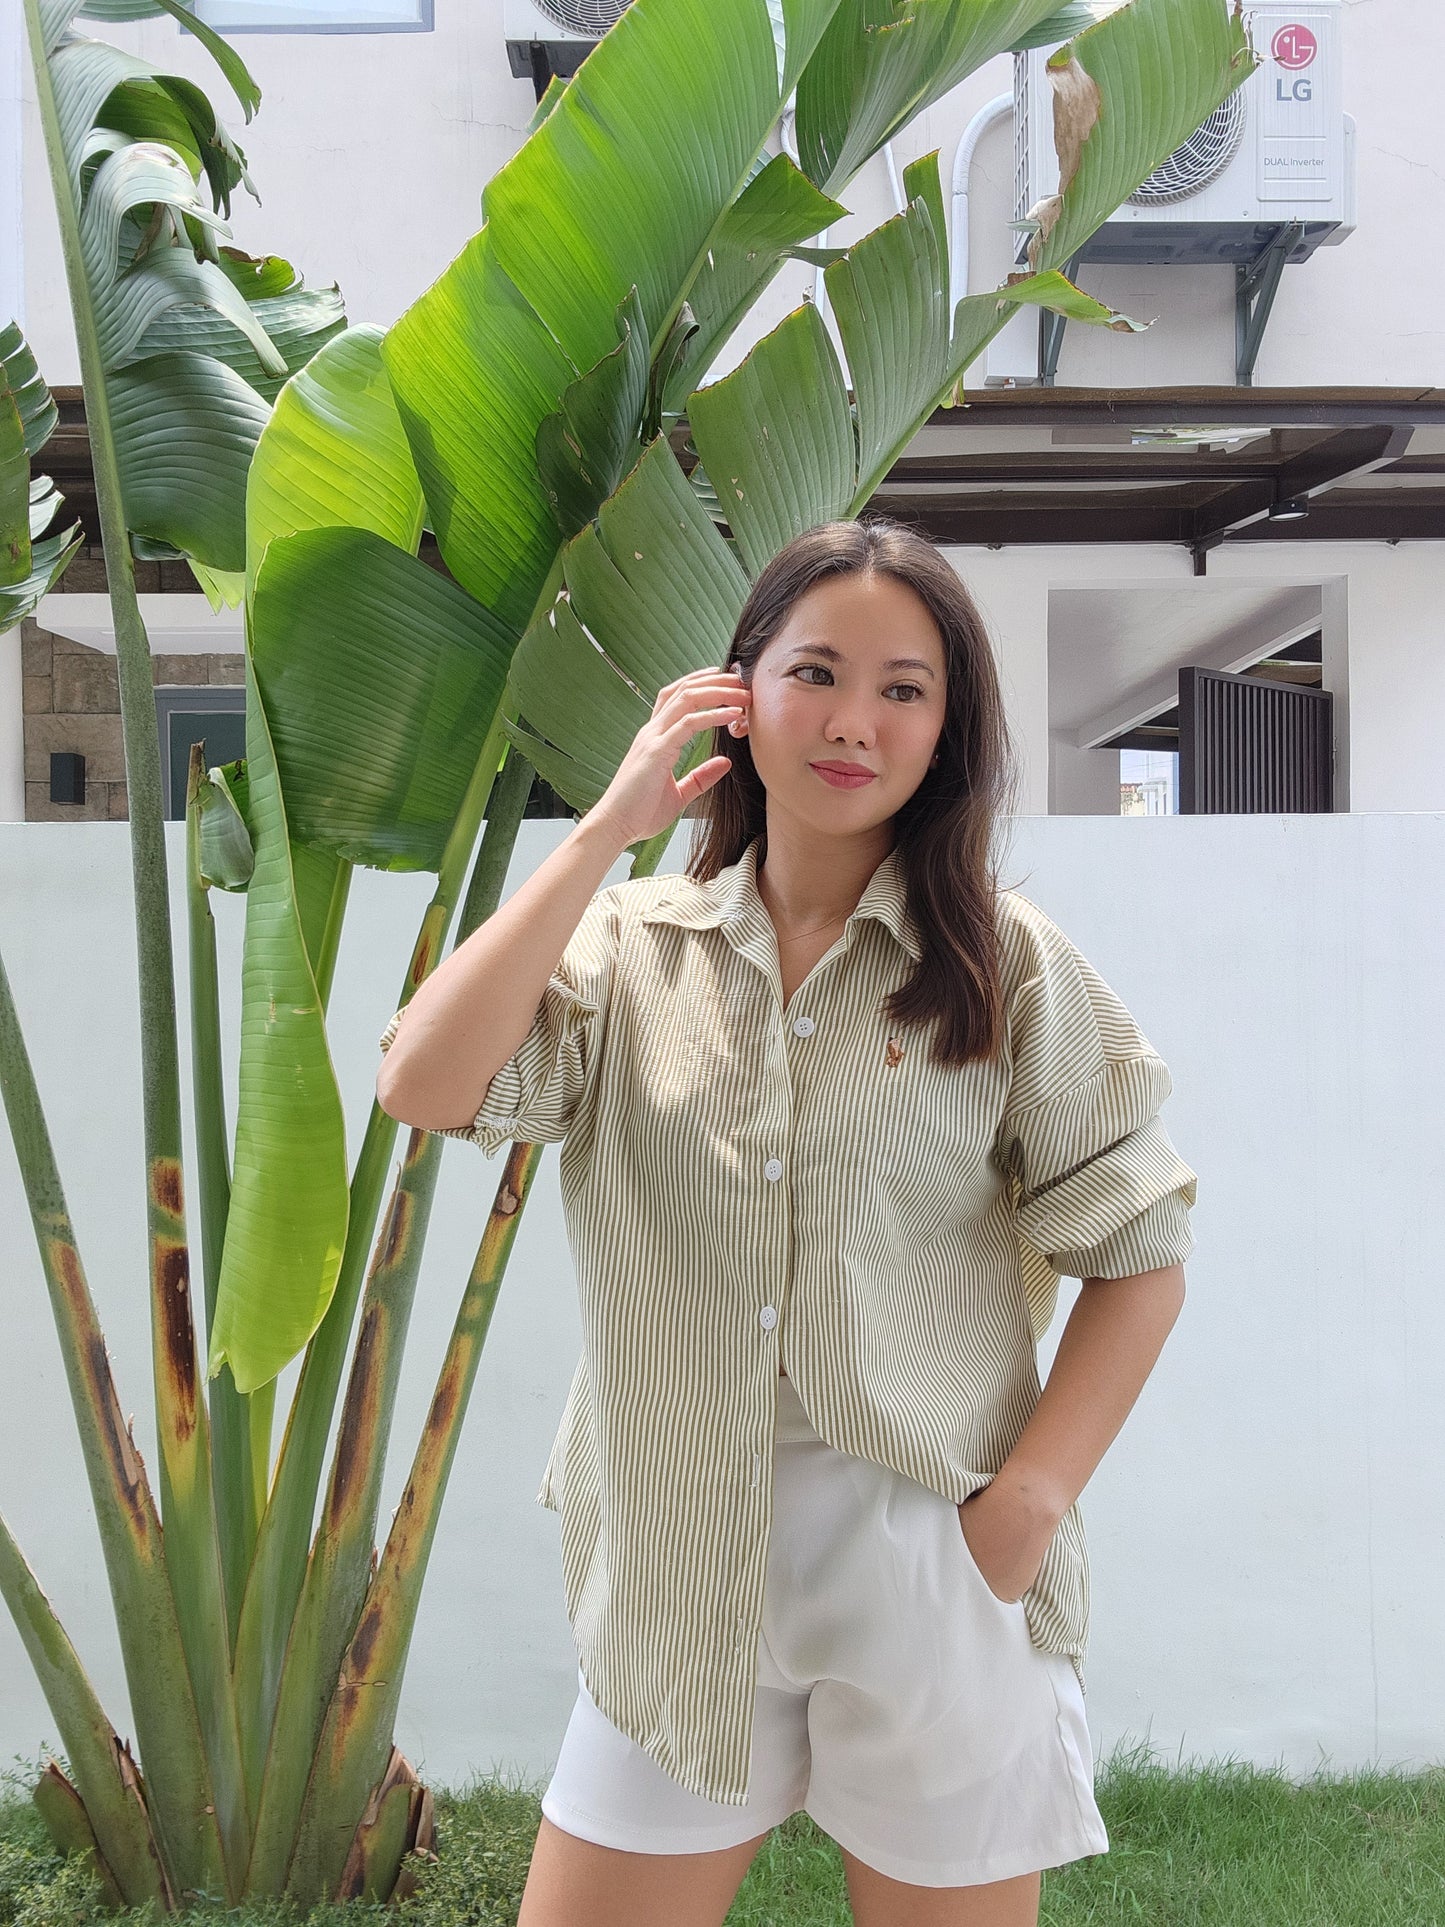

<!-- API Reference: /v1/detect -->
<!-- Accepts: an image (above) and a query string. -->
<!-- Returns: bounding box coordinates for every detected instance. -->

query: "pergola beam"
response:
[38,385,1445,579]
[1183,425,1417,544]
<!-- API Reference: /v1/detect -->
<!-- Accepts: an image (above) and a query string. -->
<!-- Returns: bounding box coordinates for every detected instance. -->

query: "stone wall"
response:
[20,543,579,823]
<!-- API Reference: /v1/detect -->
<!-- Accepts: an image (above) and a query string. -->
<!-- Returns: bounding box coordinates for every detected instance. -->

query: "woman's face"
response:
[733,570,948,836]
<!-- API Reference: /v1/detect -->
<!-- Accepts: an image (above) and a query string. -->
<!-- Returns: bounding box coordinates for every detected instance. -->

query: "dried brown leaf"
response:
[1047,44,1103,196]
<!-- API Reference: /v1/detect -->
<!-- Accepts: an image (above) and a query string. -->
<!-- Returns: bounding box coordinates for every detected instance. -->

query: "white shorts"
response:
[541,1370,1110,1888]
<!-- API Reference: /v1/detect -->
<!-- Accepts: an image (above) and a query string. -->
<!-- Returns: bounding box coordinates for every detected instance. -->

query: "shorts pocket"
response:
[949,1493,1028,1612]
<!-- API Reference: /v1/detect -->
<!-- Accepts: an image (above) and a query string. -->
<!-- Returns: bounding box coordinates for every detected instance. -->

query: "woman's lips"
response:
[810,762,877,789]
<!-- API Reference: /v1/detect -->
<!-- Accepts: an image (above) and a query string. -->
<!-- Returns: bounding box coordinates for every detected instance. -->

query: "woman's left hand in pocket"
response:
[956,1479,1059,1604]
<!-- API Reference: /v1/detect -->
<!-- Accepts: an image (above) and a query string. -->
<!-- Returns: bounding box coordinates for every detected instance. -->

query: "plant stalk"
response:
[24,0,250,1889]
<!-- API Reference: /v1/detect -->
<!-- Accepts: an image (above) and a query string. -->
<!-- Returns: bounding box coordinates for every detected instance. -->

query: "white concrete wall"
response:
[950,540,1445,816]
[2,814,1442,1790]
[18,1,1445,390]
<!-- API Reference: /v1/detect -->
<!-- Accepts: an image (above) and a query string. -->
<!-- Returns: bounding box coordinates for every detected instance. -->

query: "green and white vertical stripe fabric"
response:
[379,835,1196,1807]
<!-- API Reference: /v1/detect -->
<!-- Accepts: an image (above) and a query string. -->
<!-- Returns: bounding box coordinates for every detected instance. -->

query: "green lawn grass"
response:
[4,1739,1443,1926]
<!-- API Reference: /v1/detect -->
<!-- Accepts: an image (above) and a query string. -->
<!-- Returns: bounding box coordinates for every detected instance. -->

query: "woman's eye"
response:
[792,665,924,702]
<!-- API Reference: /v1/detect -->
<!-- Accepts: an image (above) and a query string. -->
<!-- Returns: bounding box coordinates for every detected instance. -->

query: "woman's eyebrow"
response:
[789,641,938,680]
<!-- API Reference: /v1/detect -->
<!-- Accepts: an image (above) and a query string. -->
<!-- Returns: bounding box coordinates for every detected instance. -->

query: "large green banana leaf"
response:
[203,632,350,1398]
[1030,0,1254,270]
[481,0,844,381]
[138,277,346,408]
[796,0,1065,196]
[252,528,516,871]
[657,152,849,417]
[382,0,850,634]
[245,326,425,589]
[0,322,82,620]
[110,351,271,572]
[196,326,435,1400]
[0,319,60,456]
[36,0,346,582]
[1,388,29,590]
[504,433,750,809]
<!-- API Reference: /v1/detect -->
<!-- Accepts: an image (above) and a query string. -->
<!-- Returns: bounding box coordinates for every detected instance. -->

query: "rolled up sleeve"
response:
[997,927,1197,1282]
[379,885,619,1157]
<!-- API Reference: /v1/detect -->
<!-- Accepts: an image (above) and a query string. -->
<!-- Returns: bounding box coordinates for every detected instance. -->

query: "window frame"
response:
[183,0,433,36]
[154,684,247,822]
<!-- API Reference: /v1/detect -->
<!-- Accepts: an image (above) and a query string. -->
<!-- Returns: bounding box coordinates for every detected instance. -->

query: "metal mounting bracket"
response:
[1236,222,1304,386]
[1034,223,1308,388]
[1039,252,1085,386]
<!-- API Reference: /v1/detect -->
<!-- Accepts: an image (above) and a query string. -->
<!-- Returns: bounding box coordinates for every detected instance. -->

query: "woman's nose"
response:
[824,709,877,745]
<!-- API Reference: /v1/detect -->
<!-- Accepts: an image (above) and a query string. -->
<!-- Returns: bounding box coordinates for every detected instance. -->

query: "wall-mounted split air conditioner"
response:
[503,0,628,81]
[987,0,1355,382]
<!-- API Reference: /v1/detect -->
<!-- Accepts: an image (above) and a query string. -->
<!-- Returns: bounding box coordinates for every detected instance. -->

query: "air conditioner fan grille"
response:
[1128,92,1248,206]
[528,0,631,34]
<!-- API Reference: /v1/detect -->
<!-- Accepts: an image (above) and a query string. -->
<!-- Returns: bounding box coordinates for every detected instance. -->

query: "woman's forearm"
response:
[992,1262,1187,1530]
[376,805,630,1132]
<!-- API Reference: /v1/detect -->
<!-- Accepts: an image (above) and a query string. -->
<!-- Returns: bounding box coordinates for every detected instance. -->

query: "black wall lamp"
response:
[50,751,86,804]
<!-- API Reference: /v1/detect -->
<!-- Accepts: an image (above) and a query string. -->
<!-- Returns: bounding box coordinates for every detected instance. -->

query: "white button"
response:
[791,1015,815,1037]
[763,1157,783,1181]
[759,1305,778,1330]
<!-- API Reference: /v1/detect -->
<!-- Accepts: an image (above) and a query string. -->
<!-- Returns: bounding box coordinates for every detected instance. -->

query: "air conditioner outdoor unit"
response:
[504,0,629,80]
[988,0,1355,381]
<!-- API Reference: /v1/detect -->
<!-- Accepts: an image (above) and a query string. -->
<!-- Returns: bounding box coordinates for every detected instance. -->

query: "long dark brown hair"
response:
[686,516,1022,1068]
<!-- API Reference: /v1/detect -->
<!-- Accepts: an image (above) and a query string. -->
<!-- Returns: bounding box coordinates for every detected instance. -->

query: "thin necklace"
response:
[771,911,852,942]
[758,858,855,942]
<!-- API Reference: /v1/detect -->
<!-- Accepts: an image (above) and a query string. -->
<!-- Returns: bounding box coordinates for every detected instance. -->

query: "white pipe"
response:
[881,138,907,215]
[948,91,1013,317]
[778,103,835,333]
[776,116,961,336]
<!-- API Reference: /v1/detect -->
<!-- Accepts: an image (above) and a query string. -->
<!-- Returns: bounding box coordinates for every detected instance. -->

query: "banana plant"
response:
[1,0,1255,1912]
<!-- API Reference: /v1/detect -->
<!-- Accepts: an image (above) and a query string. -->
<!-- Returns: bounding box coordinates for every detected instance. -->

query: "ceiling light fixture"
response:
[1267,494,1310,522]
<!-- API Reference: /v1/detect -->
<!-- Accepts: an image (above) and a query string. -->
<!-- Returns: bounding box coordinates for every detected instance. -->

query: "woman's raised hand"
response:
[587,667,751,846]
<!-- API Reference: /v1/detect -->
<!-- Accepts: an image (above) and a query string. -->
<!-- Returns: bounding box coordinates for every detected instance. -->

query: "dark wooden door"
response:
[1178,666,1333,813]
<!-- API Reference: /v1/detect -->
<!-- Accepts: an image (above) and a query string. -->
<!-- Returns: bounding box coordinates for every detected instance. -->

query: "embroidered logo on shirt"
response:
[884,1037,905,1067]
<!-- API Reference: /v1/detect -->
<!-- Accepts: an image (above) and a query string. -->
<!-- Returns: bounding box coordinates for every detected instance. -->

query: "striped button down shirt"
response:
[379,833,1197,1807]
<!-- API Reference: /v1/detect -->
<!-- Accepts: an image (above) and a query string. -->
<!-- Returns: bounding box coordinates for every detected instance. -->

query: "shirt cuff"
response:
[1046,1188,1196,1281]
[1013,1109,1197,1263]
[378,980,600,1155]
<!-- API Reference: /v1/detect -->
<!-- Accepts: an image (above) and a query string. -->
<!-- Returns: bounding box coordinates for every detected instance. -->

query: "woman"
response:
[377,517,1197,1927]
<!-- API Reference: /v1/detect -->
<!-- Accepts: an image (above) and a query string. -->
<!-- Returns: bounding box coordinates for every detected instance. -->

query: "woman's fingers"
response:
[664,701,745,742]
[676,755,733,805]
[654,667,749,717]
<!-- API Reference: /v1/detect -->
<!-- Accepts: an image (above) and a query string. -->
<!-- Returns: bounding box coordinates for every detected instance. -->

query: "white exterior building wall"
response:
[15,1,1445,392]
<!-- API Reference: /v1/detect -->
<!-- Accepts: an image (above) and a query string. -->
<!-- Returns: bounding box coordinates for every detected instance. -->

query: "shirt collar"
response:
[639,834,922,963]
